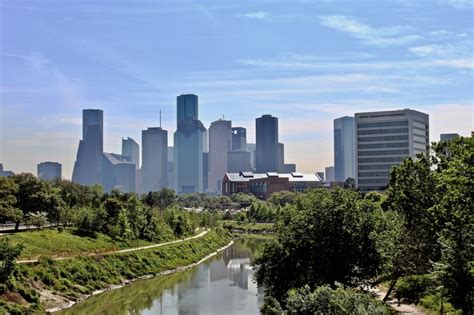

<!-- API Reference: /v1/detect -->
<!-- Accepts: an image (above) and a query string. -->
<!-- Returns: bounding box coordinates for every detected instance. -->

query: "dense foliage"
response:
[254,137,473,313]
[262,286,389,315]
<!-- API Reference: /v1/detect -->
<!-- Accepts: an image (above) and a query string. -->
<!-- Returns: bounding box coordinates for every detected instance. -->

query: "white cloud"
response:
[435,58,474,69]
[318,15,423,46]
[439,0,474,9]
[238,11,270,20]
[408,40,472,57]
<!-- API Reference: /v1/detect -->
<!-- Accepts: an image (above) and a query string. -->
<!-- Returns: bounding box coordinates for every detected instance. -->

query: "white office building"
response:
[355,109,429,192]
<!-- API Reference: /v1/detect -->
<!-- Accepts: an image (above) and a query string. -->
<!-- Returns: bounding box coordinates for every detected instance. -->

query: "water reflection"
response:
[58,237,271,315]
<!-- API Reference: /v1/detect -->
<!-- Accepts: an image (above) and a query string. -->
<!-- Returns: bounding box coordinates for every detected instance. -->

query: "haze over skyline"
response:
[1,0,473,179]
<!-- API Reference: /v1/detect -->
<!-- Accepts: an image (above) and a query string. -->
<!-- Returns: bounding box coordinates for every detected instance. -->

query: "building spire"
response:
[160,109,162,128]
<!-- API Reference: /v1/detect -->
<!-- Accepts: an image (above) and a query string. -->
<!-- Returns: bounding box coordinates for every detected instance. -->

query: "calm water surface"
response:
[58,237,270,315]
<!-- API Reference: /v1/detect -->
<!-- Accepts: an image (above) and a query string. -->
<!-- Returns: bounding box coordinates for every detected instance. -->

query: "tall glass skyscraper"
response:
[232,127,247,151]
[122,137,140,170]
[256,114,279,173]
[174,94,206,194]
[72,109,104,186]
[141,127,168,193]
[208,119,232,194]
[334,116,355,182]
[37,162,62,181]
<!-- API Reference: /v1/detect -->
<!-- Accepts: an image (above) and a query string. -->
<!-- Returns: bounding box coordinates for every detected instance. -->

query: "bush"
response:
[396,274,433,303]
[262,285,390,314]
[420,294,462,315]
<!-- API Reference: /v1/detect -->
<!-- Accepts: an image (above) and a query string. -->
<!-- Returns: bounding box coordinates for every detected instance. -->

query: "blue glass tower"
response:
[174,94,206,194]
[334,116,355,182]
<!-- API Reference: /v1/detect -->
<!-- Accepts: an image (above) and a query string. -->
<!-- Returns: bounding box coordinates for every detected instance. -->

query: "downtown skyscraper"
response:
[208,119,232,194]
[355,109,429,192]
[72,109,104,186]
[141,127,168,193]
[334,116,355,182]
[256,114,279,173]
[174,94,206,194]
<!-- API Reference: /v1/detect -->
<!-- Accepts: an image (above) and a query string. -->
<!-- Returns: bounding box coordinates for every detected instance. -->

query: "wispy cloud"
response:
[408,40,472,57]
[435,58,474,69]
[318,15,422,46]
[238,11,270,20]
[439,0,474,9]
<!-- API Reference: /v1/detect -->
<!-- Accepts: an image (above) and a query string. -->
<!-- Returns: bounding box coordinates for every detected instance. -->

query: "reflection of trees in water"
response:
[58,270,197,315]
[59,237,273,315]
[222,237,272,266]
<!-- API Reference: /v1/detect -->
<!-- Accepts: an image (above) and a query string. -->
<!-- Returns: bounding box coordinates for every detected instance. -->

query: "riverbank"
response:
[222,221,274,234]
[49,239,235,313]
[0,230,231,314]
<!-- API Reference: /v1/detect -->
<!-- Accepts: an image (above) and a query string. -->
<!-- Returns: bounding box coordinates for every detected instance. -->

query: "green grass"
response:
[5,229,159,260]
[223,220,274,233]
[1,230,231,314]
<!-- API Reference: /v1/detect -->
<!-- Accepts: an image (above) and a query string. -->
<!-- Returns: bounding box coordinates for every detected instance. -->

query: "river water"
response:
[58,237,270,315]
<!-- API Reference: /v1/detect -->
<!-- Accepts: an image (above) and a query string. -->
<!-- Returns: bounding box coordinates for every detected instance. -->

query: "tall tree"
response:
[254,188,381,302]
[0,177,22,224]
[431,137,473,312]
[381,155,439,300]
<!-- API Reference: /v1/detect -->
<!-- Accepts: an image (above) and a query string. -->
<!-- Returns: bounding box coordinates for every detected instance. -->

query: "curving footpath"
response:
[17,230,209,265]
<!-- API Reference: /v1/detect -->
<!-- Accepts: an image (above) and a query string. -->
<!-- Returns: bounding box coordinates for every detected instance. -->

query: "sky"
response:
[1,0,473,179]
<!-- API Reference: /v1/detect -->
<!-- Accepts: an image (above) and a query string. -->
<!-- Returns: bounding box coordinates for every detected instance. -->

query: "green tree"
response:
[381,155,440,300]
[25,212,49,230]
[283,285,389,315]
[0,177,23,224]
[267,191,299,207]
[12,173,51,230]
[430,137,473,312]
[143,188,176,212]
[254,188,381,302]
[73,206,107,237]
[0,239,23,283]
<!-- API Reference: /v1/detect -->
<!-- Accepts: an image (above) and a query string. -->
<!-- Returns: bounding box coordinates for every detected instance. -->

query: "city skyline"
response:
[1,0,473,178]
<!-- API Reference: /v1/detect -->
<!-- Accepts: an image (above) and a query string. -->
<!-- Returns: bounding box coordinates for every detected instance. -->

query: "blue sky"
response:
[1,0,473,178]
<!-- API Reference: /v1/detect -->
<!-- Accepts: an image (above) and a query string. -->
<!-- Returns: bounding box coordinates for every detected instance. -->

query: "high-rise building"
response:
[103,153,136,193]
[325,166,335,182]
[122,137,140,170]
[227,151,252,173]
[141,127,168,193]
[334,116,355,182]
[202,130,209,153]
[208,119,232,194]
[167,147,174,190]
[256,115,279,173]
[278,143,285,172]
[282,164,296,173]
[247,143,256,170]
[203,152,209,192]
[37,162,62,181]
[440,133,459,141]
[0,164,14,177]
[174,94,206,194]
[72,109,104,186]
[232,127,247,151]
[355,109,429,192]
[177,94,199,122]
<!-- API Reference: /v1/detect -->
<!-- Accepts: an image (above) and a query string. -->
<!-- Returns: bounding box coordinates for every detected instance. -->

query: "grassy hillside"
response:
[4,229,158,260]
[0,230,231,314]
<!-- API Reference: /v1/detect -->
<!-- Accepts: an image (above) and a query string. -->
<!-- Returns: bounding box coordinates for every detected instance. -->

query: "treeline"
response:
[254,137,473,314]
[0,176,224,242]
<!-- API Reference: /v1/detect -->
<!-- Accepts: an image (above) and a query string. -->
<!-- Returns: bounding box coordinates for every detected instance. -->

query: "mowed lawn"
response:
[5,229,154,260]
